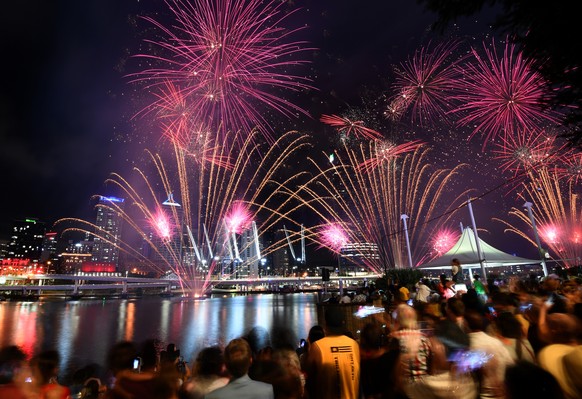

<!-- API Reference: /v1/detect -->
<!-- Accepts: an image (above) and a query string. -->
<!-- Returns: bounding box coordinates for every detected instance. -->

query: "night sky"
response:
[1,0,537,259]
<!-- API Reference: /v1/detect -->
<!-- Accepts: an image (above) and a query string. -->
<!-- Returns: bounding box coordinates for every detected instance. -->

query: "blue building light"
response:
[100,196,125,203]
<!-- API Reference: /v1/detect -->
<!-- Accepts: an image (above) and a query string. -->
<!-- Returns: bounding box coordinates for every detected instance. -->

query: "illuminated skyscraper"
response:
[91,196,125,268]
[7,218,46,262]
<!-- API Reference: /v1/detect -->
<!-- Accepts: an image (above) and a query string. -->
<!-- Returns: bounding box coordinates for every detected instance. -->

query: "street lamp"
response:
[524,201,549,277]
[401,214,413,268]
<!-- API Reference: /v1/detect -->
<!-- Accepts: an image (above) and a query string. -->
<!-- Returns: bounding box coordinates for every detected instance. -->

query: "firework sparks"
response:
[495,168,582,268]
[56,130,312,295]
[224,202,252,234]
[451,39,558,148]
[491,129,559,177]
[556,151,582,186]
[151,207,173,240]
[319,223,349,253]
[298,144,471,273]
[320,114,383,141]
[358,139,424,172]
[389,41,460,125]
[431,228,460,257]
[131,0,313,140]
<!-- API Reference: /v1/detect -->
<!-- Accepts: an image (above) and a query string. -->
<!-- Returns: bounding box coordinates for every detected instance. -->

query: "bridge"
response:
[0,273,381,297]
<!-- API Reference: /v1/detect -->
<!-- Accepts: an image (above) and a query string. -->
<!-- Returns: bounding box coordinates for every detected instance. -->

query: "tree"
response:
[418,0,582,148]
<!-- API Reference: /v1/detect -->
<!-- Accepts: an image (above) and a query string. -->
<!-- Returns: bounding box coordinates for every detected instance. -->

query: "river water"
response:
[0,293,319,375]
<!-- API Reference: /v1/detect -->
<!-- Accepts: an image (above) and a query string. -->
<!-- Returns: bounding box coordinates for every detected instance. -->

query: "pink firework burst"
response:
[431,228,460,256]
[556,151,582,186]
[491,129,559,177]
[539,223,561,246]
[319,223,349,253]
[131,0,313,140]
[320,114,383,141]
[451,39,558,148]
[390,41,460,125]
[224,202,252,234]
[151,208,174,240]
[359,140,424,172]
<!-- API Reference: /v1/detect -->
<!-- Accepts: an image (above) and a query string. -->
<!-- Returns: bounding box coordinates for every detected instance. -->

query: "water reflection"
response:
[0,293,318,372]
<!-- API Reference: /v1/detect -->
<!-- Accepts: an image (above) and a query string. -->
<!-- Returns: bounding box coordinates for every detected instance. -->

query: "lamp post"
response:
[401,214,413,268]
[523,201,549,277]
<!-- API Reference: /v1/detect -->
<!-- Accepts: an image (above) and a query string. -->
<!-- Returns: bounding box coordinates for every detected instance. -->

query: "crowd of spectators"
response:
[0,270,581,399]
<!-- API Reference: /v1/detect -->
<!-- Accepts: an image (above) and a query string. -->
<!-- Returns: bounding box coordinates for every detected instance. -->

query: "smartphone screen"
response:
[133,357,141,371]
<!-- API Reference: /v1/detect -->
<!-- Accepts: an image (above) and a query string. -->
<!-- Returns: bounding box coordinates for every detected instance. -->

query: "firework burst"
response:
[491,129,559,178]
[131,0,313,141]
[358,139,424,172]
[452,39,558,148]
[320,114,383,141]
[56,130,312,295]
[319,223,350,253]
[389,41,460,125]
[431,227,460,257]
[297,144,471,273]
[555,151,582,186]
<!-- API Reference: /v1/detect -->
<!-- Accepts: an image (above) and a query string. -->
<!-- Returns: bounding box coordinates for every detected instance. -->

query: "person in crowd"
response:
[390,304,434,394]
[298,325,325,370]
[536,311,581,399]
[465,310,514,399]
[31,349,71,399]
[541,274,568,314]
[561,345,582,399]
[472,274,488,300]
[269,346,305,399]
[0,345,34,399]
[434,297,470,357]
[451,258,462,283]
[415,279,431,303]
[304,306,360,399]
[359,322,404,399]
[398,284,410,303]
[339,292,352,304]
[493,312,536,363]
[352,289,368,304]
[179,346,228,399]
[436,274,455,300]
[106,340,159,399]
[504,361,565,399]
[205,338,274,399]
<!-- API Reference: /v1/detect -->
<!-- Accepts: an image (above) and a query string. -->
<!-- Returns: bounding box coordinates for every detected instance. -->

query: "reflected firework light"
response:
[298,144,471,273]
[130,0,313,141]
[495,168,582,268]
[451,39,559,148]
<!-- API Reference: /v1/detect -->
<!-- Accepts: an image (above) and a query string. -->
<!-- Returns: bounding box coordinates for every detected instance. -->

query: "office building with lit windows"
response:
[91,196,124,269]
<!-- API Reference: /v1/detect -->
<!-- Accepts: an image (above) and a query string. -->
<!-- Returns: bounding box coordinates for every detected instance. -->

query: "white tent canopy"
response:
[419,227,540,270]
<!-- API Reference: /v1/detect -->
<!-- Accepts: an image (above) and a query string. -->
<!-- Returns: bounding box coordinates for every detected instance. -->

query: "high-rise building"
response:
[40,231,58,263]
[7,218,46,263]
[91,196,125,269]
